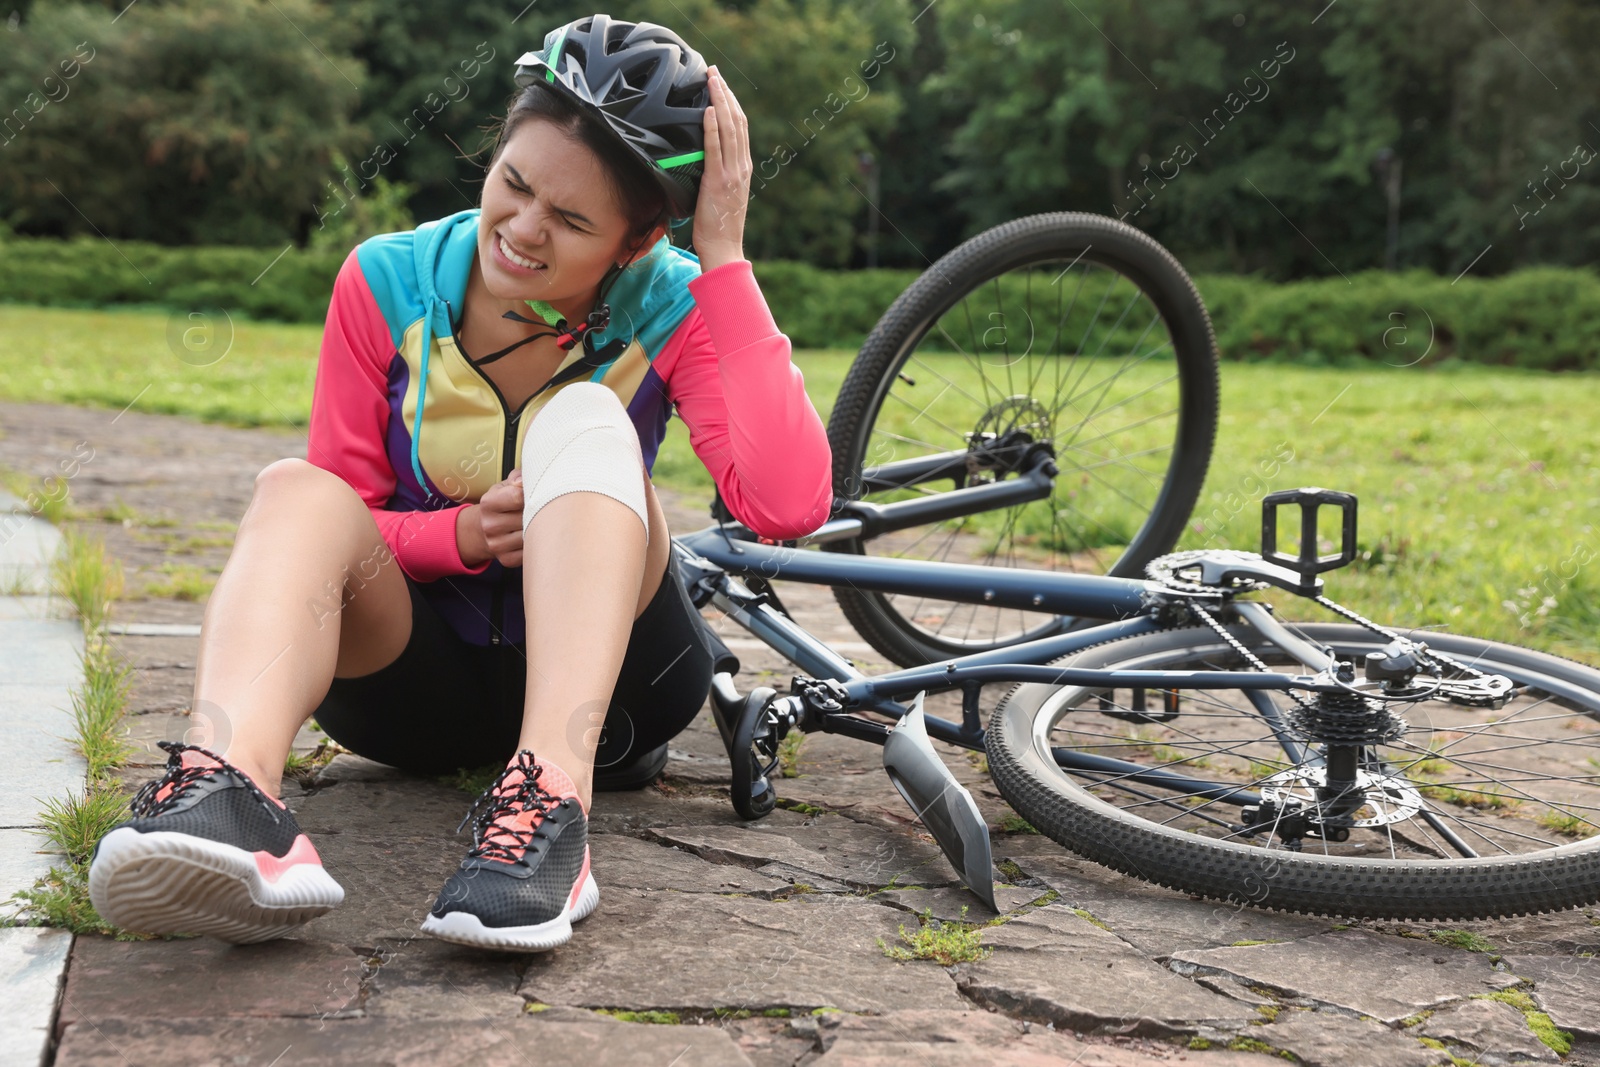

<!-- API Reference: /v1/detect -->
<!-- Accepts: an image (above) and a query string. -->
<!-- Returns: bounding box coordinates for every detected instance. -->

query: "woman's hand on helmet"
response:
[469,469,526,569]
[693,65,750,272]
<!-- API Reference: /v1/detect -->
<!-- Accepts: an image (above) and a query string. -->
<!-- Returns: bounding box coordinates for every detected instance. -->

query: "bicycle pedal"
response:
[1097,687,1181,723]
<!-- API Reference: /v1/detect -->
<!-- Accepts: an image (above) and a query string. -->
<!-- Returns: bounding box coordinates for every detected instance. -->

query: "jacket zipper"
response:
[446,306,530,649]
[445,309,620,647]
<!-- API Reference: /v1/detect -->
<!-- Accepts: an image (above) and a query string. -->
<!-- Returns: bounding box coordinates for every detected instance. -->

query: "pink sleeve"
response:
[660,259,833,540]
[306,249,491,582]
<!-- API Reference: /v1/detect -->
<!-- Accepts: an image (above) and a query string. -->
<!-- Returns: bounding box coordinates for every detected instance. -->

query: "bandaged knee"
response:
[520,382,650,546]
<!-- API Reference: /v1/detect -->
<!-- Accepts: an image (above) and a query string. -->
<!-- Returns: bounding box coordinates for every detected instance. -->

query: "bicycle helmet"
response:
[514,14,710,221]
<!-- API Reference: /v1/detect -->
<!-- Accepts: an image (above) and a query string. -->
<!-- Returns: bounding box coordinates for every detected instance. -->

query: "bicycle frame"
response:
[671,515,1340,778]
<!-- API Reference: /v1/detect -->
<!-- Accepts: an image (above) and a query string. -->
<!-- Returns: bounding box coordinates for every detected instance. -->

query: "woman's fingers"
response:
[703,97,722,181]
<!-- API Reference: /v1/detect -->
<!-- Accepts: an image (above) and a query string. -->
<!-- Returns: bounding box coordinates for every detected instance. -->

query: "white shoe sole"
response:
[88,826,345,944]
[419,870,599,952]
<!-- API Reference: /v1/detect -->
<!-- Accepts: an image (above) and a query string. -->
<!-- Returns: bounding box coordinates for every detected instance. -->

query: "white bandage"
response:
[520,382,650,546]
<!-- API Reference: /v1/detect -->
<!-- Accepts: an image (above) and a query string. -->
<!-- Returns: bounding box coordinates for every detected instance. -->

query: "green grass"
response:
[69,637,138,782]
[137,562,216,602]
[51,529,125,633]
[0,305,322,428]
[1537,809,1598,838]
[1185,363,1600,663]
[777,729,805,779]
[6,537,146,935]
[878,905,995,965]
[1473,991,1574,1056]
[1428,929,1498,953]
[5,305,1600,660]
[593,1008,681,1024]
[997,812,1039,834]
[0,467,70,525]
[437,763,505,795]
[282,741,347,785]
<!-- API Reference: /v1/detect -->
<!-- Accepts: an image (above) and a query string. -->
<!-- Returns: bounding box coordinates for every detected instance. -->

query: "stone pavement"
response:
[3,400,1599,1067]
[0,487,83,1067]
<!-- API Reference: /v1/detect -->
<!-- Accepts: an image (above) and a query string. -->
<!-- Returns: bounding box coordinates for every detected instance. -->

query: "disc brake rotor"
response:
[1260,766,1424,829]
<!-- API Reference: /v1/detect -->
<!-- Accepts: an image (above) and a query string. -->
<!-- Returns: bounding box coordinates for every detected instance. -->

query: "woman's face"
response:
[477,118,658,304]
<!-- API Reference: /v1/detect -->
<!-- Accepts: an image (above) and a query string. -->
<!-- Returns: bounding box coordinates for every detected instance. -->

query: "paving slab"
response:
[1169,929,1524,1023]
[796,1006,1267,1066]
[294,829,467,946]
[590,832,794,895]
[1502,953,1600,1040]
[0,490,62,596]
[643,819,962,890]
[1419,996,1560,1063]
[0,501,84,1067]
[0,927,73,1067]
[1250,1008,1452,1066]
[1419,912,1600,957]
[873,884,1047,922]
[586,786,816,835]
[355,935,527,1022]
[1065,892,1338,960]
[52,1015,755,1066]
[59,935,371,1025]
[520,889,970,1014]
[0,828,58,921]
[950,903,1256,1036]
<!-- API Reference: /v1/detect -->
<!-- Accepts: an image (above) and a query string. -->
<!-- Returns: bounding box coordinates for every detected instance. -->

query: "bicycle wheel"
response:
[826,213,1219,668]
[986,622,1600,920]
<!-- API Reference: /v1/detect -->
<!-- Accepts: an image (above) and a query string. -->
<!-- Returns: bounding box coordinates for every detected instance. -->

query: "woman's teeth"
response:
[499,235,546,271]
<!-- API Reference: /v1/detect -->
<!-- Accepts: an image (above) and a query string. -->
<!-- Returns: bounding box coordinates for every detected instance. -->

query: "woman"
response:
[86,15,833,953]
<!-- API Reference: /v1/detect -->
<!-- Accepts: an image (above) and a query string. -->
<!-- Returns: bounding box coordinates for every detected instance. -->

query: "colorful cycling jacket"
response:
[306,207,833,647]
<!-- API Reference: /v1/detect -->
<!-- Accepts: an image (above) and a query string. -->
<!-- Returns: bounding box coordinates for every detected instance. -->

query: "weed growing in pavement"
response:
[283,740,351,787]
[777,728,804,778]
[71,636,136,781]
[1472,990,1573,1056]
[878,905,996,965]
[53,528,124,632]
[138,561,215,602]
[1429,929,1497,953]
[5,531,153,937]
[437,763,504,795]
[593,1008,681,1024]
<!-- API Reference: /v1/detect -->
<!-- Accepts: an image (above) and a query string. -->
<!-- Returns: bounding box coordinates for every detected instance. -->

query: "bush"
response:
[0,237,346,324]
[2,230,1599,368]
[1195,267,1600,371]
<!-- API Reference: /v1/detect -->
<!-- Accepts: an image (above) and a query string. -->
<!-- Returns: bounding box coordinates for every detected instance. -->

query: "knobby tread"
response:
[984,622,1600,920]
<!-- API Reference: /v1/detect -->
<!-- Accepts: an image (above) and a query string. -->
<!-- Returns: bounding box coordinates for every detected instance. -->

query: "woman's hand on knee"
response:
[466,470,525,568]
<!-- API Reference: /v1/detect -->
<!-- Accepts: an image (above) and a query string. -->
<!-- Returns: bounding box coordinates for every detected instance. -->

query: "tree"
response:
[0,0,365,245]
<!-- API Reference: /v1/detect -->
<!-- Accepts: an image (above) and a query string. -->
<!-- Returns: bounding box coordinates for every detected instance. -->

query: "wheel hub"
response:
[964,396,1052,482]
[1257,766,1424,829]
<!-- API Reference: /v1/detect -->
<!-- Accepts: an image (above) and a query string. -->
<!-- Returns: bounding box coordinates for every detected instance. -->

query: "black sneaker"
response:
[88,740,344,943]
[420,750,596,952]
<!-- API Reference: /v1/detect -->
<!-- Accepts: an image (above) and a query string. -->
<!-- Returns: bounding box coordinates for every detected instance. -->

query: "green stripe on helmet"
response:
[657,149,705,170]
[544,27,568,82]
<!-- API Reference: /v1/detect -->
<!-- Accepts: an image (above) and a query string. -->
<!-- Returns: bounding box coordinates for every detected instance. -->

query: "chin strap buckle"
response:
[555,303,612,351]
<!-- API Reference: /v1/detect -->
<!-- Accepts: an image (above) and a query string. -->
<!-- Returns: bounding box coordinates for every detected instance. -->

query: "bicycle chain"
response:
[1189,600,1316,712]
[1312,595,1490,681]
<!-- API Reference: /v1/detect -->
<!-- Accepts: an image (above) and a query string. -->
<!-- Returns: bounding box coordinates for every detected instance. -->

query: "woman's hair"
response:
[482,82,670,252]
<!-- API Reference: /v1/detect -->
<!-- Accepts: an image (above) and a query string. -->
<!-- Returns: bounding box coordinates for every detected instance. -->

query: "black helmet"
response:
[514,14,710,221]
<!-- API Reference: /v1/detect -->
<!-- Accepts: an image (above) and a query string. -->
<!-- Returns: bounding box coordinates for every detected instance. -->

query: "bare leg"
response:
[189,458,413,799]
[517,476,670,811]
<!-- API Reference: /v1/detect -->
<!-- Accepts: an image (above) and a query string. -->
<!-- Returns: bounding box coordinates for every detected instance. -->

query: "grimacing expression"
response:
[477,118,662,302]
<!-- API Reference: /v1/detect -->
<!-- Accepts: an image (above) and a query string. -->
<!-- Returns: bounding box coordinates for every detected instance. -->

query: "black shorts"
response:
[311,543,730,778]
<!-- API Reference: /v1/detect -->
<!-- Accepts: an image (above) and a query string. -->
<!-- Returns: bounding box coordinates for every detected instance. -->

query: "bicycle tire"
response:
[826,213,1219,669]
[985,622,1600,920]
